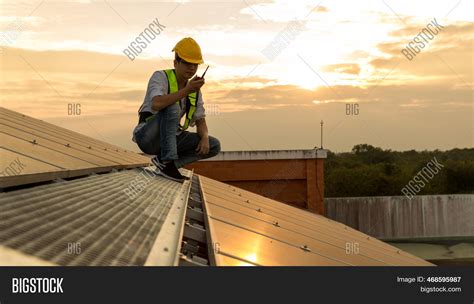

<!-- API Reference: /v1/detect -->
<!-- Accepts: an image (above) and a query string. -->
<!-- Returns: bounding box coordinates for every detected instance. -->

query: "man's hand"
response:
[185,76,205,93]
[195,136,210,155]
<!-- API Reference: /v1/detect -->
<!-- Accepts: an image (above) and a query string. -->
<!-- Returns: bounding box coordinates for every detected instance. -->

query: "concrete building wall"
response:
[325,194,474,239]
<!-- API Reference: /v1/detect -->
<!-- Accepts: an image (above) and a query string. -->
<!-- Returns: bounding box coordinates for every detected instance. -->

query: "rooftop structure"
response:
[0,107,433,266]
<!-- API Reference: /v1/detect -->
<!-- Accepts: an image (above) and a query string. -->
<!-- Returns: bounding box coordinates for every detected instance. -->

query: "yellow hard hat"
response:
[172,37,204,64]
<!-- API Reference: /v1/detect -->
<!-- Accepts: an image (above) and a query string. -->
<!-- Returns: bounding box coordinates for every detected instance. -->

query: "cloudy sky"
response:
[0,0,472,152]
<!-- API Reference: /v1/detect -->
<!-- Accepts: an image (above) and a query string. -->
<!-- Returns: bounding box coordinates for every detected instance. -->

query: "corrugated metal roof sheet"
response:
[0,168,192,266]
[0,107,149,188]
[199,176,434,266]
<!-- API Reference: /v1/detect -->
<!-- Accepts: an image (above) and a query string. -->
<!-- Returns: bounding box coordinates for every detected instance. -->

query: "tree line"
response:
[324,144,474,197]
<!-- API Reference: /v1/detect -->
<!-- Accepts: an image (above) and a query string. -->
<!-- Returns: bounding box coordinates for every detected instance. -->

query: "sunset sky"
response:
[1,0,472,152]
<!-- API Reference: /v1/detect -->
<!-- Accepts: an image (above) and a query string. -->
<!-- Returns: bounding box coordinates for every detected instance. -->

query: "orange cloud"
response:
[322,63,361,75]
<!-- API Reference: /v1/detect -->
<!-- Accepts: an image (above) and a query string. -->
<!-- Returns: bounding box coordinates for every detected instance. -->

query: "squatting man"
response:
[132,37,221,182]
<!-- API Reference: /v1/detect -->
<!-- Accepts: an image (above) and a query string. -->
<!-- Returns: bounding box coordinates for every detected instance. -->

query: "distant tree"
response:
[352,144,379,154]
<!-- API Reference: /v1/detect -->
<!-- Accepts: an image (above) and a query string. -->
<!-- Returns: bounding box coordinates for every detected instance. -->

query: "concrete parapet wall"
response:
[325,194,474,239]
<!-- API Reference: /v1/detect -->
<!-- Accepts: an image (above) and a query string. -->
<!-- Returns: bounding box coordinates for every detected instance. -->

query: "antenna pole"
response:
[320,120,324,149]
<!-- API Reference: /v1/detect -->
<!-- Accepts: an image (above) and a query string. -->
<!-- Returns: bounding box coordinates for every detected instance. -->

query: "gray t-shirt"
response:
[132,70,206,141]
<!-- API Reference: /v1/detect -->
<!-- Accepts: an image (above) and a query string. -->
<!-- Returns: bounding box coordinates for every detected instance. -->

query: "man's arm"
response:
[151,76,205,111]
[195,118,210,155]
[196,118,209,139]
[151,88,188,111]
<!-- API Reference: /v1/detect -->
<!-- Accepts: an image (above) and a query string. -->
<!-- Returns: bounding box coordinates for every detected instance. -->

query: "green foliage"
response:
[325,144,474,197]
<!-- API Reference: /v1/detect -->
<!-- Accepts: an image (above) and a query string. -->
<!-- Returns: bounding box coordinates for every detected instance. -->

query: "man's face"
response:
[174,58,198,80]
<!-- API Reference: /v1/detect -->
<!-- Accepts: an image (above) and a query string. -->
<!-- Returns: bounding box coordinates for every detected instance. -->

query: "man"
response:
[132,37,221,182]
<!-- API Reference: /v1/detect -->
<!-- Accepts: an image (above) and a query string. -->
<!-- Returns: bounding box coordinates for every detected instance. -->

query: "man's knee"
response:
[209,136,221,156]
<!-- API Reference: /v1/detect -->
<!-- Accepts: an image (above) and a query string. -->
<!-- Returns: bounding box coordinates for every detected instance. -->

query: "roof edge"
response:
[200,149,328,161]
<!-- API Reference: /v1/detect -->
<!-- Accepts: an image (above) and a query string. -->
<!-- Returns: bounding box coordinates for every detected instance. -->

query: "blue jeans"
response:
[134,103,221,168]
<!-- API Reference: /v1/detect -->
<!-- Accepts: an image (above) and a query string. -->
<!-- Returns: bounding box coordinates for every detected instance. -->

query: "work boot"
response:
[151,156,165,170]
[156,160,188,182]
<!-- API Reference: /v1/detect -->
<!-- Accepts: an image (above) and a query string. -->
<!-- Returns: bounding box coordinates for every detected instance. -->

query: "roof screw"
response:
[31,139,37,144]
[257,208,262,212]
[246,199,250,203]
[301,245,311,252]
[88,146,92,149]
[163,247,168,252]
[104,148,107,151]
[274,221,279,227]
[65,143,70,147]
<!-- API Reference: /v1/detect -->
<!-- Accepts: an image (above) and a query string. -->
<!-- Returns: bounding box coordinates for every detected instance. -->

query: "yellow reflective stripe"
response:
[182,91,197,130]
[188,92,197,105]
[164,69,178,94]
[182,118,190,130]
[188,104,196,120]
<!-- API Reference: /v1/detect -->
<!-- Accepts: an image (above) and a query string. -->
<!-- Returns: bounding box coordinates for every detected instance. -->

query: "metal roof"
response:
[0,168,192,266]
[0,107,149,188]
[199,176,433,266]
[0,107,434,266]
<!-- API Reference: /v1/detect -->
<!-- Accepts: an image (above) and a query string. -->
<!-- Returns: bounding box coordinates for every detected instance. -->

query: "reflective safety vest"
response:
[138,69,198,131]
[164,69,198,131]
